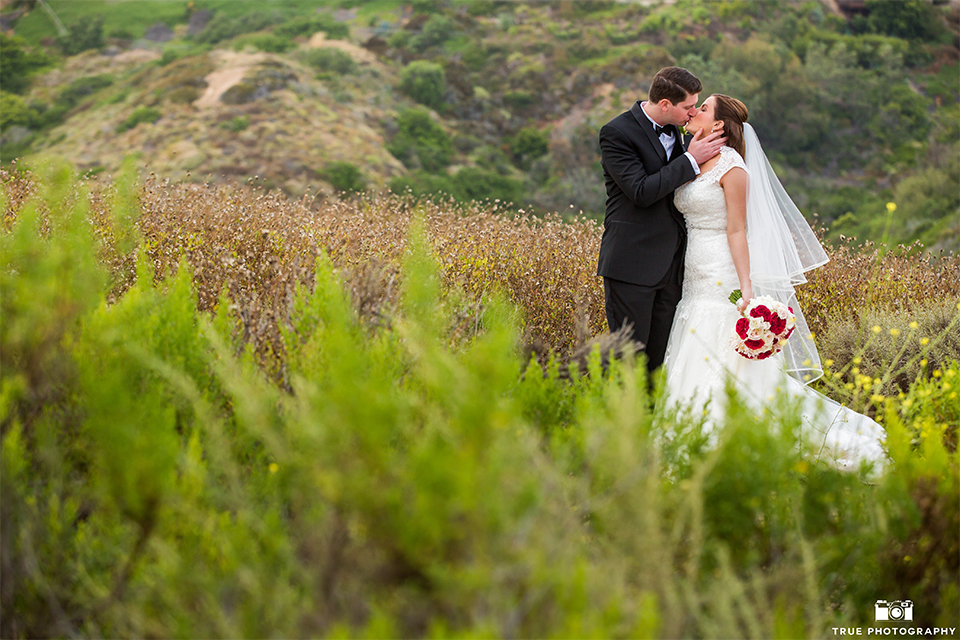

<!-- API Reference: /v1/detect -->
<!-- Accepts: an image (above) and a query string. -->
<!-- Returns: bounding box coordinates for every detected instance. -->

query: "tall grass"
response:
[2,164,958,637]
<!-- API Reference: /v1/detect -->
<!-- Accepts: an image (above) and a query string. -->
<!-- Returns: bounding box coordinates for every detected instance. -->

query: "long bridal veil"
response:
[743,123,829,384]
[742,124,886,470]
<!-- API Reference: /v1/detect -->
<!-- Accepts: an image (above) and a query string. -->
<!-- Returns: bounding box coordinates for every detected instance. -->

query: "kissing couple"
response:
[596,66,885,470]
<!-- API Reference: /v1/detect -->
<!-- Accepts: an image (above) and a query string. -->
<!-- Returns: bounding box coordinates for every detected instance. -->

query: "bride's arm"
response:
[720,167,752,311]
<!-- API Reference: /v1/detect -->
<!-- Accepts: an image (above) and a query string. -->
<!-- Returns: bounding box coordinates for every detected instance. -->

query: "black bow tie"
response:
[654,124,673,137]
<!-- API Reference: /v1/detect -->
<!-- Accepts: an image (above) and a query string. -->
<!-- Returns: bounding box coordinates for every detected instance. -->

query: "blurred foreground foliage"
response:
[1,163,958,638]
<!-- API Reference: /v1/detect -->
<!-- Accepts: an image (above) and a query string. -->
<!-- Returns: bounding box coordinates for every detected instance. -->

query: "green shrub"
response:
[300,47,357,75]
[509,126,549,169]
[235,32,295,54]
[388,170,456,200]
[320,160,365,193]
[451,166,523,204]
[116,106,162,133]
[273,14,348,40]
[472,144,512,174]
[399,60,446,110]
[0,92,39,132]
[221,115,250,132]
[386,108,453,172]
[0,33,53,95]
[411,14,455,52]
[503,90,534,110]
[56,16,105,56]
[387,28,411,49]
[864,0,942,40]
[21,73,116,132]
[193,11,285,46]
[109,27,135,41]
[57,74,115,110]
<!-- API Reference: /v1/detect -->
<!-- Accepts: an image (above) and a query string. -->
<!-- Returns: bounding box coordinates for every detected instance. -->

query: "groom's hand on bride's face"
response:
[687,129,726,165]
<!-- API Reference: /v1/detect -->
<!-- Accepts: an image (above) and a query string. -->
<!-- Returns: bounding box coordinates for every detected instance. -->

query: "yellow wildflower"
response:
[889,328,901,337]
[872,325,882,334]
[909,321,919,330]
[886,202,897,213]
[920,337,930,346]
[269,463,279,474]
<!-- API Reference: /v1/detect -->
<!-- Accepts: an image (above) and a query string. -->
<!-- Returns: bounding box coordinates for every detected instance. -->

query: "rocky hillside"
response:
[2,0,958,250]
[11,32,407,195]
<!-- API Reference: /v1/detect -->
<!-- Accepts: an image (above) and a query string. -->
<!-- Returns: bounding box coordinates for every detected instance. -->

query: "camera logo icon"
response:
[875,600,913,621]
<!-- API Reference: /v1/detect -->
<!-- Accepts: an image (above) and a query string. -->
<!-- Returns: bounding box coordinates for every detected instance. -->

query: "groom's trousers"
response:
[603,249,683,373]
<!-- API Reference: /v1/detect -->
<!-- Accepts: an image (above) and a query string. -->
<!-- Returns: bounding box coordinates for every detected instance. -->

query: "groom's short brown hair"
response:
[649,67,702,105]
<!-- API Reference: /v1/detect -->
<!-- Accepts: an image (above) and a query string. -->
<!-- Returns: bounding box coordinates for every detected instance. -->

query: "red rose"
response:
[736,317,750,339]
[757,351,772,360]
[769,316,786,335]
[745,338,765,350]
[749,305,772,322]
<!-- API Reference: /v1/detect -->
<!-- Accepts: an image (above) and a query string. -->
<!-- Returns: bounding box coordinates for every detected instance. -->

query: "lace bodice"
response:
[674,146,747,231]
[671,145,747,303]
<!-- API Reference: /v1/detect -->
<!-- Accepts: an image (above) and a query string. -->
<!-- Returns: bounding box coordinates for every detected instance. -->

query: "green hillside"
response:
[1,0,958,251]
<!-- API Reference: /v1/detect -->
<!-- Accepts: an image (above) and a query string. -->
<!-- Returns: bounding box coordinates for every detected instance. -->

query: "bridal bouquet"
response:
[730,294,796,360]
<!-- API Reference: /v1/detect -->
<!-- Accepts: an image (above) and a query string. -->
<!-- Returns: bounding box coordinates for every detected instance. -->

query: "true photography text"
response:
[832,628,957,636]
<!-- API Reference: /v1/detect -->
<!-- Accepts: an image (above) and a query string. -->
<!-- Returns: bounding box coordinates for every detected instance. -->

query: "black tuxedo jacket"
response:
[597,102,696,286]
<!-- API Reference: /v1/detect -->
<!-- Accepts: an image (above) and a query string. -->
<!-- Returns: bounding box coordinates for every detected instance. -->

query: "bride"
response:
[662,94,886,470]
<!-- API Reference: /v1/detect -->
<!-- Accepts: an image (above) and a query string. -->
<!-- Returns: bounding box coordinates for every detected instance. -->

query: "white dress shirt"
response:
[640,102,700,175]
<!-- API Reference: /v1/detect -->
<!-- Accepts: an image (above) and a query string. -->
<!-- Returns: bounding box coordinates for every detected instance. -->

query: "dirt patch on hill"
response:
[194,51,268,108]
[307,32,379,65]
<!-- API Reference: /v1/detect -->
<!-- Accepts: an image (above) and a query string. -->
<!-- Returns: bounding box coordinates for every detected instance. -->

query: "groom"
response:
[597,66,724,373]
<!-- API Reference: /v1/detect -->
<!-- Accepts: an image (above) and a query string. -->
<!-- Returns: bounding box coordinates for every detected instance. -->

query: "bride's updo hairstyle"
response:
[712,94,749,159]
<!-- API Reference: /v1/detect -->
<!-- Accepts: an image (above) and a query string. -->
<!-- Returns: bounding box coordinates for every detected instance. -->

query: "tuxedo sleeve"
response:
[599,123,696,209]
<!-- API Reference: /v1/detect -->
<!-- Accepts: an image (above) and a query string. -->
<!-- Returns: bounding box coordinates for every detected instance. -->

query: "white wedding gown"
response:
[663,147,886,471]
